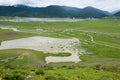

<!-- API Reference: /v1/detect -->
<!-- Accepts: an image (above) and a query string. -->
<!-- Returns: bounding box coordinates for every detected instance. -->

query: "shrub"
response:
[35,69,45,75]
[95,64,102,70]
[2,73,25,80]
[44,76,56,80]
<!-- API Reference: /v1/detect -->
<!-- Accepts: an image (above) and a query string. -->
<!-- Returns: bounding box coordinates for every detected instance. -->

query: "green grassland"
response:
[0,17,120,80]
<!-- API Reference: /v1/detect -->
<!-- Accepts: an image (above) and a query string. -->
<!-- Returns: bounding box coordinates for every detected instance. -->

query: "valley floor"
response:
[0,17,120,80]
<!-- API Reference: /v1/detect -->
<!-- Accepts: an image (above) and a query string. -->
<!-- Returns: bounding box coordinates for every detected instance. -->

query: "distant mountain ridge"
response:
[0,5,111,18]
[113,11,120,16]
[13,4,34,9]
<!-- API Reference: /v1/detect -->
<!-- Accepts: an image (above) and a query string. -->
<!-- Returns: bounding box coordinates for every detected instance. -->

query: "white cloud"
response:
[0,0,120,12]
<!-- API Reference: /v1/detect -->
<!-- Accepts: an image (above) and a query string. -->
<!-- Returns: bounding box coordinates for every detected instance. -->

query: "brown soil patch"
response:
[18,51,31,56]
[0,32,22,38]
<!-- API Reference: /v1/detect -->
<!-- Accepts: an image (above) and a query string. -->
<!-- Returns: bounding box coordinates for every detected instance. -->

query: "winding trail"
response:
[79,30,119,36]
[88,35,95,43]
[84,35,120,50]
[0,26,20,32]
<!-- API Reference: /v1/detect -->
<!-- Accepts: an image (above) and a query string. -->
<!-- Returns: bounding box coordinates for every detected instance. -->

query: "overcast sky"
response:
[0,0,120,12]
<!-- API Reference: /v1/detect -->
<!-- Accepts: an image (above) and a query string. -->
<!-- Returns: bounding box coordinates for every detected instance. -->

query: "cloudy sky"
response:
[0,0,120,12]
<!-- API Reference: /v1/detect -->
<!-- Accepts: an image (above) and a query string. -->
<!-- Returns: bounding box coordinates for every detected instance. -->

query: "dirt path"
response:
[0,26,20,32]
[88,35,95,43]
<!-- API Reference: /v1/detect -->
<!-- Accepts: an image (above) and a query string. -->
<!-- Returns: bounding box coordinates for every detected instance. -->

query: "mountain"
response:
[0,5,110,18]
[113,11,120,16]
[78,6,110,18]
[0,6,30,17]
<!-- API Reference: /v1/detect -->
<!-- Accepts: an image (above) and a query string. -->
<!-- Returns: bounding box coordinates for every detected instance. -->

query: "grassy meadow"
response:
[0,17,120,80]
